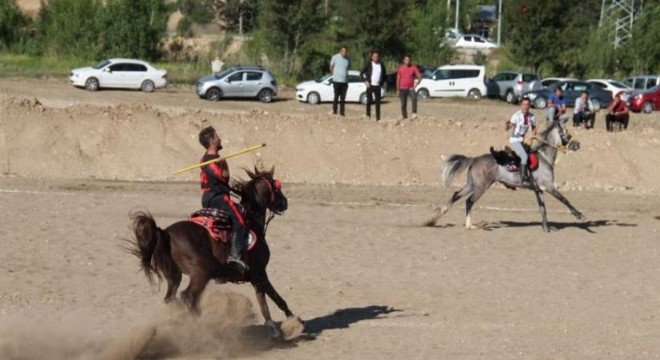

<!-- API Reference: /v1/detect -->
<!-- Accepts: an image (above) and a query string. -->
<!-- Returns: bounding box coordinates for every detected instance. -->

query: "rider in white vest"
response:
[505,97,537,182]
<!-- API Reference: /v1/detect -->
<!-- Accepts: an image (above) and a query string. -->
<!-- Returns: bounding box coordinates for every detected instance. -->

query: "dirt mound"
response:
[1,94,659,193]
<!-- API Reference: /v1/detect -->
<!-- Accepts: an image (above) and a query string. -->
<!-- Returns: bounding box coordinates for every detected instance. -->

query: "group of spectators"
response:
[330,46,422,123]
[545,87,630,133]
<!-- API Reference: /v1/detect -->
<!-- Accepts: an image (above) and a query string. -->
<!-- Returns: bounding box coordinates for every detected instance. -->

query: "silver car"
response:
[486,71,540,104]
[196,65,278,103]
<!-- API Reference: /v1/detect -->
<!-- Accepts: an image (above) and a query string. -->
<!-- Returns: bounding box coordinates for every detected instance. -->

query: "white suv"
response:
[416,65,487,99]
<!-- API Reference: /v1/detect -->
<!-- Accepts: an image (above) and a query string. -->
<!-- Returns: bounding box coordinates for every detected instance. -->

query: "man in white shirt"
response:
[573,91,596,129]
[360,50,387,122]
[505,97,537,182]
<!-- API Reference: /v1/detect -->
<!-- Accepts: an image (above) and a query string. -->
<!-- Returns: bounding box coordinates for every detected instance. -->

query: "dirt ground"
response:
[1,79,660,359]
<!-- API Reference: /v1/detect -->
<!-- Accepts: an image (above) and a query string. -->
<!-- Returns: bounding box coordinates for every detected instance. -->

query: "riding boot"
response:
[519,164,529,183]
[228,228,249,273]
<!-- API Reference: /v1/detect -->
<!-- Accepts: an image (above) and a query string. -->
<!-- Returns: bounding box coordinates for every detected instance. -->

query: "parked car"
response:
[416,64,487,99]
[486,71,540,103]
[587,78,634,102]
[443,28,464,46]
[295,70,385,105]
[454,34,498,50]
[524,80,612,110]
[539,77,577,88]
[69,58,167,92]
[196,65,278,103]
[623,75,660,91]
[628,85,660,113]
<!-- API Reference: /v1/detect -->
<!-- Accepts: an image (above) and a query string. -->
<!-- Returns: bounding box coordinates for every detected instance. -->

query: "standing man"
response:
[396,55,422,120]
[505,97,537,182]
[361,50,387,122]
[198,126,249,273]
[330,45,350,116]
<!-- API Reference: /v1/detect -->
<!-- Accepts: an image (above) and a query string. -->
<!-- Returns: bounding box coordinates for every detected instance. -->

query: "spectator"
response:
[605,93,629,132]
[361,50,387,122]
[330,45,350,116]
[396,55,422,120]
[573,91,596,129]
[546,87,570,144]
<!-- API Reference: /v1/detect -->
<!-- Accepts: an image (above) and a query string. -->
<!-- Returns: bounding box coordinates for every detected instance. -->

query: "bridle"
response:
[261,178,282,233]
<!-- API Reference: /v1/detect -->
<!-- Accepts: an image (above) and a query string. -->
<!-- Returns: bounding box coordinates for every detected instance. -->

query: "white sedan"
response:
[587,78,634,101]
[454,34,498,49]
[295,70,385,105]
[69,58,168,92]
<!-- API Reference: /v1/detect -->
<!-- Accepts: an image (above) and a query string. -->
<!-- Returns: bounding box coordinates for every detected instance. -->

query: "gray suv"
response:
[486,71,540,103]
[196,65,278,103]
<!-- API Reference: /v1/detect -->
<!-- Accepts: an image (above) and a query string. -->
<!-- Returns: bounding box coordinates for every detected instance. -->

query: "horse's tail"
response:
[128,210,171,285]
[442,154,474,188]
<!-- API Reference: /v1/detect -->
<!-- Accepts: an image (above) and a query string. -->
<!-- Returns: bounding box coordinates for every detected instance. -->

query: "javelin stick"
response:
[172,143,266,175]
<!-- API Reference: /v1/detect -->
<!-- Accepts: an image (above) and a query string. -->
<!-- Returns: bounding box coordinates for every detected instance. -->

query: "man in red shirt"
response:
[198,126,249,273]
[396,55,422,120]
[605,93,629,132]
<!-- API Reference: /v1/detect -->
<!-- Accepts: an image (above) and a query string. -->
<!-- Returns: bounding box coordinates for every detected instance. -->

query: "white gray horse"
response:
[427,124,584,232]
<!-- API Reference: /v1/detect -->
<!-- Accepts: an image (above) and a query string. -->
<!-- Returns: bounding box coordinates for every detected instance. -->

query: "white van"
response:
[416,64,487,99]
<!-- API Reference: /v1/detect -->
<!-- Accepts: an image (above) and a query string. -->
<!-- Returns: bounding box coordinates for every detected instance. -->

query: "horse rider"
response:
[198,126,249,273]
[505,97,537,182]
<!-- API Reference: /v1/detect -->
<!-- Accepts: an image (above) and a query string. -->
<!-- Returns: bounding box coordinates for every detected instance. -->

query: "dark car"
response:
[524,81,612,110]
[629,85,660,113]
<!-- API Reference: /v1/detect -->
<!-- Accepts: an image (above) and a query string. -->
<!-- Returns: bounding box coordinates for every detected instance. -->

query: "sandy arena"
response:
[1,78,660,359]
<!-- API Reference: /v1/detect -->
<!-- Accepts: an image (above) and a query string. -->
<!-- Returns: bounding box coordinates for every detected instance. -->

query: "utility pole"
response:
[497,0,503,46]
[455,0,460,30]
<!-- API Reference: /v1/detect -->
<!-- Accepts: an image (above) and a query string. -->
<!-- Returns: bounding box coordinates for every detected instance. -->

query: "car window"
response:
[125,64,147,72]
[647,78,657,88]
[348,74,362,83]
[573,83,589,92]
[464,36,472,42]
[591,81,606,88]
[609,81,628,88]
[558,82,570,91]
[434,69,450,80]
[633,78,646,89]
[492,73,506,81]
[93,60,111,69]
[506,73,517,81]
[622,78,633,87]
[245,72,262,81]
[474,36,484,43]
[542,79,557,87]
[522,74,538,82]
[109,63,126,72]
[227,72,244,82]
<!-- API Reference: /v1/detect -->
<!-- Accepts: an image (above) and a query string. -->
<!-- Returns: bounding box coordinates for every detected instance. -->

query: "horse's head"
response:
[536,123,580,152]
[236,167,288,215]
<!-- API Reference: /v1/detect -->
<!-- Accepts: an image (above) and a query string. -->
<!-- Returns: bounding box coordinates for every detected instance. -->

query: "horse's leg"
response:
[533,189,550,232]
[426,183,473,226]
[180,271,210,316]
[252,279,283,340]
[164,267,182,304]
[546,188,585,220]
[465,187,486,230]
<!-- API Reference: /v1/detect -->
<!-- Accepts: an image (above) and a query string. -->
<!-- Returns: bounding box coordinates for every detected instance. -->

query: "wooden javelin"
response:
[172,143,266,175]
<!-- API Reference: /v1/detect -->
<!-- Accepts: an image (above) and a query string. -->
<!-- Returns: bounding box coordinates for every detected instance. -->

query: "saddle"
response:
[188,208,257,251]
[490,145,539,173]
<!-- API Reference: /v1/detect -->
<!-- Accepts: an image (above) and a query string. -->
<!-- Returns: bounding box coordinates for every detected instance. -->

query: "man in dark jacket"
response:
[198,126,249,273]
[361,50,387,122]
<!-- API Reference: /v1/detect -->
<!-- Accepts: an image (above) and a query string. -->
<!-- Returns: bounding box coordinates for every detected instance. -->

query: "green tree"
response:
[36,0,102,58]
[0,0,30,51]
[220,0,258,33]
[629,2,660,73]
[97,0,169,60]
[177,0,214,24]
[406,0,453,66]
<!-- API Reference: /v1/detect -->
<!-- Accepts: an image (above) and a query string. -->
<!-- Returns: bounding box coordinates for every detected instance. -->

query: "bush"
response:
[177,16,194,38]
[0,0,31,51]
[37,0,102,59]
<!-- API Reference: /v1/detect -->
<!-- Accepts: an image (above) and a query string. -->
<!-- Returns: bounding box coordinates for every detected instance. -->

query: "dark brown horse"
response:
[127,167,299,339]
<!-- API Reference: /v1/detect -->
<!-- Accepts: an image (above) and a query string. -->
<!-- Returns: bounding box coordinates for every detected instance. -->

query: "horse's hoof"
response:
[281,316,305,341]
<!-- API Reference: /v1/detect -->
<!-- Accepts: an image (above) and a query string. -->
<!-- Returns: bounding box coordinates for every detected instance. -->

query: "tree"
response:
[406,0,453,66]
[629,2,660,74]
[37,0,102,58]
[0,0,30,51]
[220,0,258,34]
[97,0,169,60]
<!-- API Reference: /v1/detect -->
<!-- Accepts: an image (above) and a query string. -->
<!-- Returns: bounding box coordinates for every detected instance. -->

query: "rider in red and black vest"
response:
[198,126,249,273]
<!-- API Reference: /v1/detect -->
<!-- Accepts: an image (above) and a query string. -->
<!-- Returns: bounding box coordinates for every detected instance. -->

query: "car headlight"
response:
[634,94,642,100]
[527,93,537,100]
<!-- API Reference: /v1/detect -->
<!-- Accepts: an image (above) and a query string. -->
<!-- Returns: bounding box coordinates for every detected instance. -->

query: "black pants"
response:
[573,112,595,128]
[332,82,348,116]
[366,85,382,120]
[399,88,417,119]
[605,113,629,131]
[202,192,247,236]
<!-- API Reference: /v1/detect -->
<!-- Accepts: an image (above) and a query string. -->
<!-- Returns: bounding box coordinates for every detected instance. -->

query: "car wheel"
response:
[141,80,155,93]
[642,101,654,114]
[85,77,99,91]
[206,87,222,101]
[505,90,515,104]
[258,89,273,103]
[468,88,482,99]
[533,96,547,109]
[307,91,321,105]
[359,92,368,105]
[417,88,430,100]
[590,98,601,111]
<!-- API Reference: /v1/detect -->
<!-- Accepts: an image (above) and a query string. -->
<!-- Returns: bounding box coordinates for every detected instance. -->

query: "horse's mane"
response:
[231,166,275,209]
